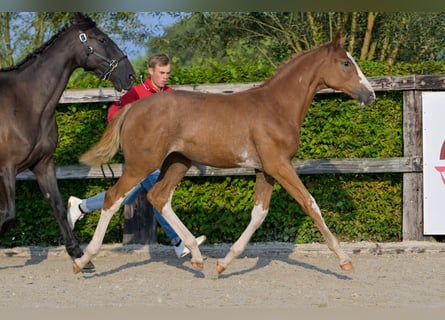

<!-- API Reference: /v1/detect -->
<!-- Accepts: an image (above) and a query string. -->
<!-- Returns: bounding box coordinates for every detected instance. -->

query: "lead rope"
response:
[99,83,127,180]
[100,163,115,179]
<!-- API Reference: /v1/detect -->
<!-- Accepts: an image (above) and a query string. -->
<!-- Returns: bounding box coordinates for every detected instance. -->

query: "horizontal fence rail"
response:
[16,157,422,181]
[59,74,445,104]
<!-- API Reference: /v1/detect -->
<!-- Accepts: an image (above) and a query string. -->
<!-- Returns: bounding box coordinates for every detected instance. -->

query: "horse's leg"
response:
[0,166,17,234]
[217,170,275,274]
[31,158,84,260]
[72,175,140,273]
[147,154,204,270]
[72,197,123,273]
[270,161,352,270]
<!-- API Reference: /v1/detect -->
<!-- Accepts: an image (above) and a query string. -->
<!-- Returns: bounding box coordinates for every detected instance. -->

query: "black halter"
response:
[79,32,127,80]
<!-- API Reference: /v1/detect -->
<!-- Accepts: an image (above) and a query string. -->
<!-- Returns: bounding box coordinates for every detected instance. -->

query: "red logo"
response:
[434,140,445,184]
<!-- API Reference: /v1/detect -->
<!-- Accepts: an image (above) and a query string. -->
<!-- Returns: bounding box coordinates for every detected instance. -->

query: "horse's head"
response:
[321,31,375,106]
[73,13,135,91]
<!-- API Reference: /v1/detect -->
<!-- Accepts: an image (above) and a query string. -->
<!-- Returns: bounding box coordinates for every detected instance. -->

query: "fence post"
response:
[122,192,158,244]
[402,90,427,240]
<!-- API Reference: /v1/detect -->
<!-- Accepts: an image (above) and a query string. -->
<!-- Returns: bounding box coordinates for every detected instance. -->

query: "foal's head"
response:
[72,13,135,91]
[321,31,375,106]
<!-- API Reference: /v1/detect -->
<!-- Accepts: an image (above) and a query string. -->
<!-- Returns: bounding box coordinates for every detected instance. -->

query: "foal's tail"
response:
[79,103,134,166]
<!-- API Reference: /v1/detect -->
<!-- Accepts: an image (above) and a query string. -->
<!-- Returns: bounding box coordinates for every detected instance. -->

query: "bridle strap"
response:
[78,32,127,80]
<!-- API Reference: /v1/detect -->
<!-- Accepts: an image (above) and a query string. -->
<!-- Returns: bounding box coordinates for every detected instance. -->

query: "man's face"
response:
[149,64,171,89]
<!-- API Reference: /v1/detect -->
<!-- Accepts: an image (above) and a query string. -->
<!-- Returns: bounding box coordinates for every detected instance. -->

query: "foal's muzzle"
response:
[356,88,376,107]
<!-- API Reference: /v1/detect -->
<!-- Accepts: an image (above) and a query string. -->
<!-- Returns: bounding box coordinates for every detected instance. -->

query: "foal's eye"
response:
[98,37,107,44]
[343,61,351,67]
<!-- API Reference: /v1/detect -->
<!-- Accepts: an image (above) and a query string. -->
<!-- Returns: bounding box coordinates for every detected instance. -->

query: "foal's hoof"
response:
[72,260,95,274]
[216,261,226,274]
[191,260,204,270]
[340,260,353,271]
[72,261,82,274]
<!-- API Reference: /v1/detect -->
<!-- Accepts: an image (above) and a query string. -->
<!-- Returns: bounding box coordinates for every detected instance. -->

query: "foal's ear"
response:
[333,30,347,49]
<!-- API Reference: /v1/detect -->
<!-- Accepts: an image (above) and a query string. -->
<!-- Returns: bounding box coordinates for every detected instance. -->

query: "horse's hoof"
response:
[216,261,226,274]
[191,260,204,270]
[72,261,82,274]
[340,260,353,271]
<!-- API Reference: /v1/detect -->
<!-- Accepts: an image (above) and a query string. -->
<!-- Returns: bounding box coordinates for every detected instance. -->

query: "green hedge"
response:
[2,60,442,247]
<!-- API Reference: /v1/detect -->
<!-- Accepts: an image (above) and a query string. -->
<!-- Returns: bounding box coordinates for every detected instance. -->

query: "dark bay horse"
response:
[74,31,375,274]
[0,13,135,262]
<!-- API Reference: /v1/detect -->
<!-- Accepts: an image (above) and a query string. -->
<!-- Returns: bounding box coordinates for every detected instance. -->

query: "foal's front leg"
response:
[217,171,275,274]
[273,162,352,270]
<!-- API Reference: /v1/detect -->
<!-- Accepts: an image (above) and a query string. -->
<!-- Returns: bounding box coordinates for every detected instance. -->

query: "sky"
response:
[5,12,183,65]
[122,12,184,60]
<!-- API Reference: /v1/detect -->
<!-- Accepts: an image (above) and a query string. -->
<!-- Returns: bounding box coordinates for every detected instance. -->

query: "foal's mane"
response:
[0,14,96,72]
[254,40,332,90]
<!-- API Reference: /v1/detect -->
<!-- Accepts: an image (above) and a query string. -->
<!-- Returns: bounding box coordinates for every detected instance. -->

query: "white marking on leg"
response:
[229,202,268,258]
[161,191,196,248]
[309,195,350,263]
[160,191,204,265]
[88,195,124,255]
[251,202,268,226]
[161,191,176,225]
[76,195,125,270]
[310,195,323,218]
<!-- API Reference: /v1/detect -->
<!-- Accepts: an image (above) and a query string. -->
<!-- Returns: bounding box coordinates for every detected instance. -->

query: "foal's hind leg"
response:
[73,194,125,273]
[216,170,275,274]
[147,154,204,270]
[271,162,352,270]
[73,176,139,273]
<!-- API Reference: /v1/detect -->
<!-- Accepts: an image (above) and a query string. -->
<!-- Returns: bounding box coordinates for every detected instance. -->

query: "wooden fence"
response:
[17,74,445,243]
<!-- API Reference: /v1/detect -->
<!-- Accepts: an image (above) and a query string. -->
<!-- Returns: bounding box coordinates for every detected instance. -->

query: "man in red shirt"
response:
[106,54,173,121]
[67,54,206,258]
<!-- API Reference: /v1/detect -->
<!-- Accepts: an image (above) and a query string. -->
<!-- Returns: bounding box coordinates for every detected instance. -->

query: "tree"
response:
[148,12,445,68]
[0,12,15,67]
[0,12,150,69]
[359,12,377,61]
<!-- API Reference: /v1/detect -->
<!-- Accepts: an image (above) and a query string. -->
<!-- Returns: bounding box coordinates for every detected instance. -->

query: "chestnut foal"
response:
[74,31,375,275]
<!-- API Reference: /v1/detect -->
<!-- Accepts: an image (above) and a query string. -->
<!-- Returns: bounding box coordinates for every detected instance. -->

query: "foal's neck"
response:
[266,48,327,126]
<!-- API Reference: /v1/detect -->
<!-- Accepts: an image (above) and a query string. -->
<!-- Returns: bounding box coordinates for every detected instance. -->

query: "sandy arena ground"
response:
[1,241,444,318]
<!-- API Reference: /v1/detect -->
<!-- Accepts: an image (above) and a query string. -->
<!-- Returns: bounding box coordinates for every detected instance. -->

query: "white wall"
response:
[422,92,445,234]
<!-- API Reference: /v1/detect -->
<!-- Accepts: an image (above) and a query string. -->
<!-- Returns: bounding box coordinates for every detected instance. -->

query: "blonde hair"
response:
[148,53,170,68]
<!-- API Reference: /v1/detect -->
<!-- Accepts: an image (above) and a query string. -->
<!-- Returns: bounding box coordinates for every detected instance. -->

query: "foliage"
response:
[149,12,445,68]
[360,60,445,77]
[298,93,403,159]
[0,179,123,247]
[170,58,275,85]
[0,12,149,69]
